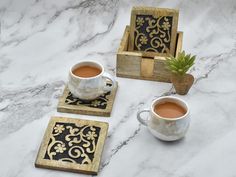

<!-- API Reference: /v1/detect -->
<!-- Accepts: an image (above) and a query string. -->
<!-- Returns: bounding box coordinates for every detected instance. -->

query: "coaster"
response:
[35,116,109,175]
[129,6,179,57]
[57,82,118,117]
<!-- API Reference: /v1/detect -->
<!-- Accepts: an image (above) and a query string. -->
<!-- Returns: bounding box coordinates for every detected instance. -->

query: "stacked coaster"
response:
[57,82,118,117]
[129,6,179,57]
[35,117,109,175]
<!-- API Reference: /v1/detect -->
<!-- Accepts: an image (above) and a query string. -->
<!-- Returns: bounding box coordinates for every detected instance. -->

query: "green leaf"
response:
[165,51,196,75]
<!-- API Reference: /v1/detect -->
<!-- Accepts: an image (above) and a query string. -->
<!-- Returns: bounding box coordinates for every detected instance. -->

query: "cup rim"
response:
[70,60,104,80]
[151,96,189,121]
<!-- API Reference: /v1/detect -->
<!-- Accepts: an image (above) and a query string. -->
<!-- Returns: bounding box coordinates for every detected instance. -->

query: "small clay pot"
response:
[171,74,194,95]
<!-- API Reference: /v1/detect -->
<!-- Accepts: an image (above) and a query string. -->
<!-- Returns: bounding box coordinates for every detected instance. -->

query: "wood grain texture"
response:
[57,82,118,117]
[141,58,154,77]
[35,116,109,175]
[175,31,183,56]
[153,56,172,82]
[129,6,179,57]
[116,26,183,83]
[118,26,130,53]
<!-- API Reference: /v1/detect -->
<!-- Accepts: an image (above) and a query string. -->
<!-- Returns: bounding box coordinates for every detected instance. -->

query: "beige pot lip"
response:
[151,96,189,121]
[70,60,104,80]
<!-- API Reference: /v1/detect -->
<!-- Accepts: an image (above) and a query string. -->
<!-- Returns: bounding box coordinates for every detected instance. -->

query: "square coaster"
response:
[129,6,179,57]
[35,116,109,175]
[57,82,118,117]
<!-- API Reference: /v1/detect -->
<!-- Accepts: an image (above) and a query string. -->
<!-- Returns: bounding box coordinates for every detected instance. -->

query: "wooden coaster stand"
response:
[116,7,183,83]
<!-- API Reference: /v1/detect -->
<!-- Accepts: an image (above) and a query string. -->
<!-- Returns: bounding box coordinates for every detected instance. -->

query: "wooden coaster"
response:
[129,6,179,57]
[57,82,118,117]
[35,116,109,175]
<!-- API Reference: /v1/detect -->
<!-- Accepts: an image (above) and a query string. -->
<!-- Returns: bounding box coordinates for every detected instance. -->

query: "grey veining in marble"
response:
[0,0,236,177]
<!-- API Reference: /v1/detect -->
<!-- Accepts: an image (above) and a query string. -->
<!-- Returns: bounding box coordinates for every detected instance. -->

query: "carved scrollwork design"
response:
[65,83,112,109]
[134,15,173,53]
[44,122,101,165]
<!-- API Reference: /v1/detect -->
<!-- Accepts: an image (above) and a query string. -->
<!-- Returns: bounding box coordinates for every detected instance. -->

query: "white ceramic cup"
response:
[68,61,116,100]
[137,96,190,141]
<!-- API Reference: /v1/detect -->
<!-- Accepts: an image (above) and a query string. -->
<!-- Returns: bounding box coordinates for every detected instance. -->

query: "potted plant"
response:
[165,51,196,95]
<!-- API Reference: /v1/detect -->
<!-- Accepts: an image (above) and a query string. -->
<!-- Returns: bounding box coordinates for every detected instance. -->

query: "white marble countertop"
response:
[0,0,236,177]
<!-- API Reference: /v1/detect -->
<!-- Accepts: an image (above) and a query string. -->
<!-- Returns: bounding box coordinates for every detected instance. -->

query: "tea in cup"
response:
[68,61,116,100]
[137,96,190,141]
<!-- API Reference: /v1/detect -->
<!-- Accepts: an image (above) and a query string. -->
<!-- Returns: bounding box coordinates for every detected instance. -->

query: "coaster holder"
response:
[116,26,183,83]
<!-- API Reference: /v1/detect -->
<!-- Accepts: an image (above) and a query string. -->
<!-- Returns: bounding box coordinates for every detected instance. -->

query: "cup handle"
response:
[137,109,150,126]
[102,72,116,93]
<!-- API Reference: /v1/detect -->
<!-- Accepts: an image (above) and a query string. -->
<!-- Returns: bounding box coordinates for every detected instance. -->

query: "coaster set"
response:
[117,6,182,82]
[57,82,118,117]
[35,6,182,175]
[35,117,109,175]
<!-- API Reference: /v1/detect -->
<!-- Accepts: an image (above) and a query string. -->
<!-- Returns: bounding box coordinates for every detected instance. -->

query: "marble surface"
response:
[0,0,236,176]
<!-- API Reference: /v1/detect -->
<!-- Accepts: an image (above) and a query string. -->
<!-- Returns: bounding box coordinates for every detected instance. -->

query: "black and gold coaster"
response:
[129,6,179,57]
[35,116,109,175]
[57,82,118,117]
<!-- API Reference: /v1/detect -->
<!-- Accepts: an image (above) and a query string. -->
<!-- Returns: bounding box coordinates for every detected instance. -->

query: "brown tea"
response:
[73,65,101,78]
[154,102,186,118]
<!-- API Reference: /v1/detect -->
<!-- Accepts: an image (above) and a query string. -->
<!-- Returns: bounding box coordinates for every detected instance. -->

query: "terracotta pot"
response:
[171,74,194,95]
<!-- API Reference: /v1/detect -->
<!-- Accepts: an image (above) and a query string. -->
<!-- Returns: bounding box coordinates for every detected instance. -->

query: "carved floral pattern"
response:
[134,15,173,53]
[86,131,98,140]
[54,143,66,153]
[65,83,112,109]
[44,122,101,165]
[54,124,65,134]
[136,17,144,26]
[140,35,148,44]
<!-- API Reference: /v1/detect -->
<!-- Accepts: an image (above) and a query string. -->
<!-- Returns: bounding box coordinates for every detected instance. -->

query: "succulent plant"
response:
[165,51,196,76]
